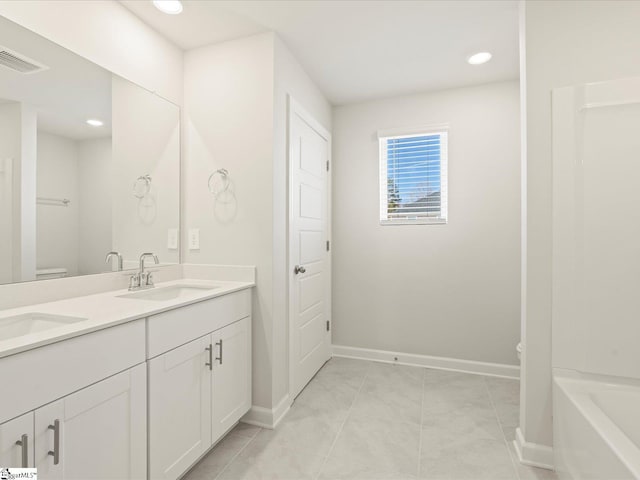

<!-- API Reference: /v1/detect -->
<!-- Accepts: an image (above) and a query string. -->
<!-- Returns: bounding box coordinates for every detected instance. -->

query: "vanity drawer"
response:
[147,289,251,358]
[0,319,145,424]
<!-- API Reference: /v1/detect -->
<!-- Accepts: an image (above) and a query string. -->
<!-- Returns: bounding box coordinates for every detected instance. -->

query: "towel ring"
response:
[133,174,152,199]
[208,169,230,196]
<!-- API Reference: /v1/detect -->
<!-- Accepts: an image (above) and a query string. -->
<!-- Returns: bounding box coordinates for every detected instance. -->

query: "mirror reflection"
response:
[0,16,180,284]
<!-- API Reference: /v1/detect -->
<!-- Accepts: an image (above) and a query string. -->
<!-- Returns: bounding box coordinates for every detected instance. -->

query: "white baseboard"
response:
[513,427,555,470]
[241,394,290,430]
[331,344,520,379]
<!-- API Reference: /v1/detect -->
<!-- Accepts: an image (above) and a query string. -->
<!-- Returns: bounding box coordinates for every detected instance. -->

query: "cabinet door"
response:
[34,364,147,480]
[0,412,34,468]
[211,317,252,441]
[149,334,212,480]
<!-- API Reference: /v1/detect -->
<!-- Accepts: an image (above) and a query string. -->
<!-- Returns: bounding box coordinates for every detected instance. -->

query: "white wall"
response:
[520,0,640,453]
[183,32,331,412]
[332,81,520,366]
[0,103,21,284]
[0,0,183,105]
[78,137,112,275]
[17,103,37,283]
[184,32,276,409]
[1,102,38,283]
[36,131,80,276]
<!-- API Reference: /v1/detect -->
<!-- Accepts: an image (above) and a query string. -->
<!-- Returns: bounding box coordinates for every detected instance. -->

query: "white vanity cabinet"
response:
[0,412,34,468]
[0,284,253,480]
[148,335,212,480]
[211,318,251,441]
[147,290,252,480]
[34,364,146,480]
[0,364,146,480]
[0,320,147,480]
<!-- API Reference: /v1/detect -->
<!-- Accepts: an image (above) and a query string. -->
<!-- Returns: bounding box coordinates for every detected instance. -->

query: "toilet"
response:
[36,267,68,280]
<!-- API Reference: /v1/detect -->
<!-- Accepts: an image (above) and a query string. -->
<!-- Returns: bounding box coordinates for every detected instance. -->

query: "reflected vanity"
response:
[0,15,180,285]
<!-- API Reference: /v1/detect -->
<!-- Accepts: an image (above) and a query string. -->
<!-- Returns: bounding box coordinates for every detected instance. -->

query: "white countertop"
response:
[0,278,254,359]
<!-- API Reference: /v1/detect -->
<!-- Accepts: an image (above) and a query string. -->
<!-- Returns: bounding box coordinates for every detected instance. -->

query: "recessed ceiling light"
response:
[152,0,183,15]
[467,52,492,65]
[86,119,104,127]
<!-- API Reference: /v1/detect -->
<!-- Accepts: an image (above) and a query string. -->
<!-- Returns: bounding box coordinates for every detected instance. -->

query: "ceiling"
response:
[120,0,519,105]
[0,15,112,140]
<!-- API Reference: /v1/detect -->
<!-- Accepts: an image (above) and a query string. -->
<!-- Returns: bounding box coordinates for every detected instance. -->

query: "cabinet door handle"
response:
[48,419,60,465]
[215,339,223,365]
[15,434,28,467]
[205,344,213,370]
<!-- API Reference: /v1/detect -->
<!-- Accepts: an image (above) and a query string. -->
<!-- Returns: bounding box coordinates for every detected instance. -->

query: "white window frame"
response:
[378,124,449,226]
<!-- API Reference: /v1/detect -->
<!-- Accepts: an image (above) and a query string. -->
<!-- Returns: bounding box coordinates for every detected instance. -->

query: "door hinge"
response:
[326,160,330,172]
[326,240,330,251]
[326,320,330,332]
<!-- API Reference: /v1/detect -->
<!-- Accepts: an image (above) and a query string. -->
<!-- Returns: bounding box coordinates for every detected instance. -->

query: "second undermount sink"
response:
[0,313,87,342]
[117,284,220,301]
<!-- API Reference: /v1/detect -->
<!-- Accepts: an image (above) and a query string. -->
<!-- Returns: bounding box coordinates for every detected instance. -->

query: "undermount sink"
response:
[0,313,87,341]
[117,284,219,301]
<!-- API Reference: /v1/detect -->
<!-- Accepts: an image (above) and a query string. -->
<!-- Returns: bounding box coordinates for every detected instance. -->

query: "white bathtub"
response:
[553,369,640,479]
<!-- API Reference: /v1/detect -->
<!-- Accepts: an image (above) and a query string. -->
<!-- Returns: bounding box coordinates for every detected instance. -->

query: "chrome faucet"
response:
[105,251,123,271]
[128,252,159,291]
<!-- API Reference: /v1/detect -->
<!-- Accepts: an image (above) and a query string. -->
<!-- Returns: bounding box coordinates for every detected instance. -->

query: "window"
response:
[378,126,448,225]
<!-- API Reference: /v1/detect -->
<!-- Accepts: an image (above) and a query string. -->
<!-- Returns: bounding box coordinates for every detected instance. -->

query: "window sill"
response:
[380,219,447,226]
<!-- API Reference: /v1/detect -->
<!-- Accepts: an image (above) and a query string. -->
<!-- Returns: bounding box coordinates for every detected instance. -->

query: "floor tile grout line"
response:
[313,362,371,480]
[212,426,262,480]
[484,377,522,480]
[417,366,426,478]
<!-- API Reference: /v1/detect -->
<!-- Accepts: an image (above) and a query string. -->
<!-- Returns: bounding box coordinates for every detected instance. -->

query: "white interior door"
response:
[289,98,331,399]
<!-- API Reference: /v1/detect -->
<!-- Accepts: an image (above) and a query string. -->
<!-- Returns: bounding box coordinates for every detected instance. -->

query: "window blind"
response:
[378,129,448,224]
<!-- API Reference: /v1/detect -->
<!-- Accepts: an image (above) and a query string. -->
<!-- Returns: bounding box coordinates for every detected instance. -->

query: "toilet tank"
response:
[36,267,68,280]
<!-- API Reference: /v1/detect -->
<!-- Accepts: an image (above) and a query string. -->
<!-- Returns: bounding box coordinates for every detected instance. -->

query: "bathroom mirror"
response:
[0,16,180,284]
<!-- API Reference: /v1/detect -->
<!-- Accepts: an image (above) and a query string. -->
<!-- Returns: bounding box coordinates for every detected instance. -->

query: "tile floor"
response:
[183,357,558,480]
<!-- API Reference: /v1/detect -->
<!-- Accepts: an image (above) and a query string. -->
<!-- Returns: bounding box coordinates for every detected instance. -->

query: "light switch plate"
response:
[188,228,200,250]
[167,228,178,249]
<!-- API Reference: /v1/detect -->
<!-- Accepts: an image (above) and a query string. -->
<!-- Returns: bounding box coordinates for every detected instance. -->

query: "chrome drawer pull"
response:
[205,344,213,370]
[215,339,223,365]
[15,434,28,467]
[48,419,60,465]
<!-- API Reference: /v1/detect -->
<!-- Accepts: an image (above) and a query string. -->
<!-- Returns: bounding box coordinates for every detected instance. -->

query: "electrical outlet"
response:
[167,229,178,249]
[188,228,200,250]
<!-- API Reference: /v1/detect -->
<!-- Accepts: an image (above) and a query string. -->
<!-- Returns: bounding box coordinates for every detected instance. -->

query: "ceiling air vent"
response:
[0,46,48,74]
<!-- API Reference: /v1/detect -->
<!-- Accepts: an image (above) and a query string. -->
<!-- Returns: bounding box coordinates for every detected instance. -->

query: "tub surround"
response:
[549,76,640,478]
[554,370,640,479]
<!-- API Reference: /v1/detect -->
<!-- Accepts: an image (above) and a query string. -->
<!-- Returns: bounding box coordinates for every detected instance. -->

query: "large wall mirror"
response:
[0,16,180,285]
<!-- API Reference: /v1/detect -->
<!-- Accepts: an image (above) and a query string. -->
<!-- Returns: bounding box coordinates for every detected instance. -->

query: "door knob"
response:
[294,265,306,274]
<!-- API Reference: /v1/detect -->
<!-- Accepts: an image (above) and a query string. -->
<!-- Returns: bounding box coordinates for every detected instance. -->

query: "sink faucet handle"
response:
[144,272,155,287]
[128,273,141,290]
